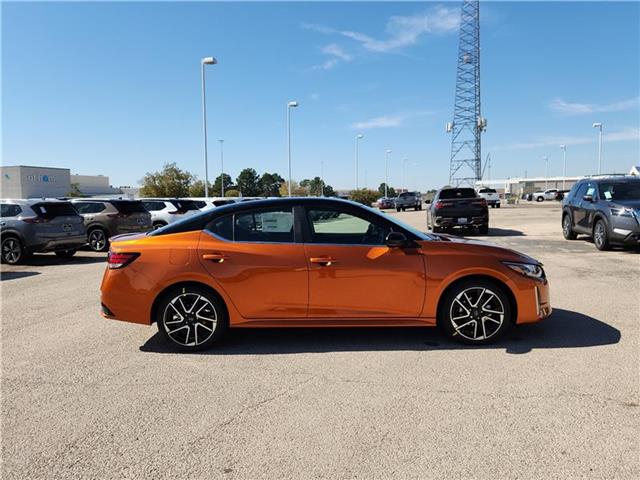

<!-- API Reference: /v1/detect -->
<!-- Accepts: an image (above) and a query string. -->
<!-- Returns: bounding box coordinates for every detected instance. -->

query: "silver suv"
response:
[71,199,152,252]
[0,199,86,264]
[140,199,200,229]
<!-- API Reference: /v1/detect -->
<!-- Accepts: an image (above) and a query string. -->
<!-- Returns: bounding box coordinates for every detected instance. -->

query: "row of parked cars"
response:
[0,197,256,264]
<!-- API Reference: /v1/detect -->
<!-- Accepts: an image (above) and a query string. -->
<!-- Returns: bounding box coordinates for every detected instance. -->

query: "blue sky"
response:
[2,1,639,191]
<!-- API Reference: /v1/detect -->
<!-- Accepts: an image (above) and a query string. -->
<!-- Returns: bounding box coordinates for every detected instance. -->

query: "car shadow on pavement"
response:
[0,271,41,281]
[13,253,106,266]
[458,227,525,238]
[139,308,620,356]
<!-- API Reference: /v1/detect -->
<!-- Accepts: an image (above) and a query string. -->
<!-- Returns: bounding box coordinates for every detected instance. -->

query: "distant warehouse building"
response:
[475,176,584,196]
[0,165,120,198]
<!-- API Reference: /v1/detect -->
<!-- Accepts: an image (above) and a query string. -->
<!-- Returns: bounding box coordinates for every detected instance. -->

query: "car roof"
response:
[204,196,363,214]
[2,198,71,205]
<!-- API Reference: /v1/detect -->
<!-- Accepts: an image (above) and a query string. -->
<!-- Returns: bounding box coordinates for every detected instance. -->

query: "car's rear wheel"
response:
[562,214,577,240]
[156,285,228,352]
[536,196,544,202]
[55,248,77,258]
[153,221,167,230]
[440,279,512,345]
[496,203,501,208]
[88,228,108,252]
[1,236,24,265]
[593,219,610,251]
[478,224,489,235]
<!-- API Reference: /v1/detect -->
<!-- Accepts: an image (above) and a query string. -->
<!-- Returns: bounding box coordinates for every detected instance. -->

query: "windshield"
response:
[598,181,640,201]
[439,188,476,199]
[398,192,414,198]
[479,188,496,193]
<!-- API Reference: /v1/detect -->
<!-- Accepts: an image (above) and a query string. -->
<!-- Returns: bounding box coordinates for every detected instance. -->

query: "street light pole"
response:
[200,56,217,199]
[592,122,603,174]
[385,149,391,198]
[543,156,549,190]
[355,134,364,190]
[560,145,566,191]
[402,158,408,192]
[218,139,224,197]
[320,160,324,197]
[287,101,299,197]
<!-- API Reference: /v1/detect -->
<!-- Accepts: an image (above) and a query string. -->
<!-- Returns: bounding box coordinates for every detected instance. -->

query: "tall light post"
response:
[402,158,408,192]
[354,134,364,190]
[560,144,566,190]
[543,156,549,190]
[385,149,392,198]
[287,101,299,197]
[200,56,217,199]
[218,139,225,197]
[592,122,603,174]
[320,160,324,197]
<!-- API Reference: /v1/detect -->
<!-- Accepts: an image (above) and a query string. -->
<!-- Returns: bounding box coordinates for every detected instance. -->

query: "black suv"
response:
[561,176,640,250]
[427,187,489,234]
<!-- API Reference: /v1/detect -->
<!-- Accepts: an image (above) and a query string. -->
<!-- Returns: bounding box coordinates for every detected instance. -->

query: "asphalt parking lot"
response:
[1,202,638,479]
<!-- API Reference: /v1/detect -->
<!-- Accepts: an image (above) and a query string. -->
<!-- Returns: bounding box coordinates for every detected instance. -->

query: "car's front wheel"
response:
[536,196,544,202]
[156,285,228,351]
[593,219,611,251]
[88,228,109,252]
[562,214,577,240]
[440,279,512,344]
[1,236,24,265]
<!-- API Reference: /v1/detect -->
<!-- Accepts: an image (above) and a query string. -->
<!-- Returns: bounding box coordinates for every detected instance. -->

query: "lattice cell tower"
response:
[447,0,486,187]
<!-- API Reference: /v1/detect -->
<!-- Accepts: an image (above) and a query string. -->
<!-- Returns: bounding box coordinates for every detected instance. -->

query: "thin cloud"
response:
[350,111,432,130]
[550,97,640,116]
[494,127,640,151]
[304,6,459,54]
[312,43,352,70]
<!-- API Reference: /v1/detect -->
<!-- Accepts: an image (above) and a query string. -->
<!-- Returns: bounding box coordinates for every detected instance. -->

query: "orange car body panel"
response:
[101,229,551,329]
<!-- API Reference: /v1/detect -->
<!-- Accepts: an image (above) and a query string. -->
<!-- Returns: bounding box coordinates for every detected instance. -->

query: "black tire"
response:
[562,214,577,240]
[432,226,442,234]
[396,207,401,212]
[414,206,419,211]
[55,248,77,258]
[496,203,501,208]
[440,279,512,345]
[87,228,109,252]
[536,196,544,202]
[478,224,489,235]
[153,221,167,230]
[1,236,25,265]
[593,219,611,251]
[156,285,228,352]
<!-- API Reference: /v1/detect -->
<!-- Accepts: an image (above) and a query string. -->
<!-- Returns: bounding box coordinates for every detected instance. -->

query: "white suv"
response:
[140,199,200,229]
[532,189,558,202]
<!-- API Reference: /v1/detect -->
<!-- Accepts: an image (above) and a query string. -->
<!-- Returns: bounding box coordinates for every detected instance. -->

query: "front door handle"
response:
[202,253,227,263]
[310,256,336,266]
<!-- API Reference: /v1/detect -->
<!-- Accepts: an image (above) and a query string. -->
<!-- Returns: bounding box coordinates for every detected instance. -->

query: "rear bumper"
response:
[29,234,87,253]
[434,213,488,228]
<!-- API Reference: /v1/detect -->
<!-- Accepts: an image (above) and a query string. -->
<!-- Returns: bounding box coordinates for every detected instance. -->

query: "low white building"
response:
[475,176,584,196]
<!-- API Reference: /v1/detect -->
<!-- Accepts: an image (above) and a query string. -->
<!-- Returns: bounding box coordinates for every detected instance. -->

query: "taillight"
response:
[22,216,49,224]
[472,198,487,206]
[435,201,452,209]
[107,251,140,269]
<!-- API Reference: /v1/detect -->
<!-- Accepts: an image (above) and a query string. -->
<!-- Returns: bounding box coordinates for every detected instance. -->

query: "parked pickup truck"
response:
[532,189,558,202]
[477,188,501,208]
[427,187,489,234]
[395,191,423,211]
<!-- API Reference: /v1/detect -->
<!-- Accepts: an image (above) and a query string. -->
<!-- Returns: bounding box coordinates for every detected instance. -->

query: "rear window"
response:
[0,204,22,217]
[112,201,148,214]
[141,201,166,211]
[439,188,477,199]
[31,202,78,219]
[170,200,200,212]
[213,199,235,207]
[192,201,207,209]
[479,188,496,193]
[74,202,105,214]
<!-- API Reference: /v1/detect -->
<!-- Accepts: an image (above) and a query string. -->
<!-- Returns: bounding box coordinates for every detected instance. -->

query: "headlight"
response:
[610,207,635,217]
[502,261,545,280]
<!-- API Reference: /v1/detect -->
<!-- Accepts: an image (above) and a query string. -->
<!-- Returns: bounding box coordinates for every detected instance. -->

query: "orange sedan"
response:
[101,198,551,351]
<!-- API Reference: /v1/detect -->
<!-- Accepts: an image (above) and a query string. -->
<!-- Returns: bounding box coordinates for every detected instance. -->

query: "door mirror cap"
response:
[385,231,409,248]
[583,194,594,202]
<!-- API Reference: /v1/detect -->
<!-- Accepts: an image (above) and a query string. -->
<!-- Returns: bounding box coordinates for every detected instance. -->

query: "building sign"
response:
[26,174,57,183]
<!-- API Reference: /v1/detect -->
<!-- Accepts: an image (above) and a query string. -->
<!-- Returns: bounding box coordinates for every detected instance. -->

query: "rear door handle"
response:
[310,256,336,266]
[202,253,227,263]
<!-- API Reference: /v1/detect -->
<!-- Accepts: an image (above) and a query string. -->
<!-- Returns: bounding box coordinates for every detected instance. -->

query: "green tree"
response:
[349,188,379,206]
[224,189,239,197]
[278,180,308,197]
[322,184,336,197]
[308,177,324,196]
[66,182,83,197]
[139,162,195,197]
[236,168,261,196]
[212,173,234,196]
[378,183,396,198]
[189,180,213,197]
[259,172,284,197]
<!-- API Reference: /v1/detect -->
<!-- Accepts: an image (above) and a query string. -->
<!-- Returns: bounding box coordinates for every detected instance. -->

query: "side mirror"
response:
[583,195,594,202]
[385,231,408,248]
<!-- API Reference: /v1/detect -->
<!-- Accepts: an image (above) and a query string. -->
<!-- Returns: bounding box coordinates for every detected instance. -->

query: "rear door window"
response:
[0,204,22,217]
[113,201,147,214]
[234,208,294,243]
[142,201,166,211]
[205,215,233,240]
[74,202,105,214]
[306,208,390,245]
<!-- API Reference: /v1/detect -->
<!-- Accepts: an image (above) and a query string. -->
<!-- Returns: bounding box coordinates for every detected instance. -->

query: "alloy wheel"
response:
[594,222,606,249]
[2,238,22,264]
[162,293,218,347]
[89,230,106,251]
[449,287,505,341]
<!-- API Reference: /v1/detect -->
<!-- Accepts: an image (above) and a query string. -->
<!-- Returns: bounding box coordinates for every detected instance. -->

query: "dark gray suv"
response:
[561,176,640,250]
[0,199,86,264]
